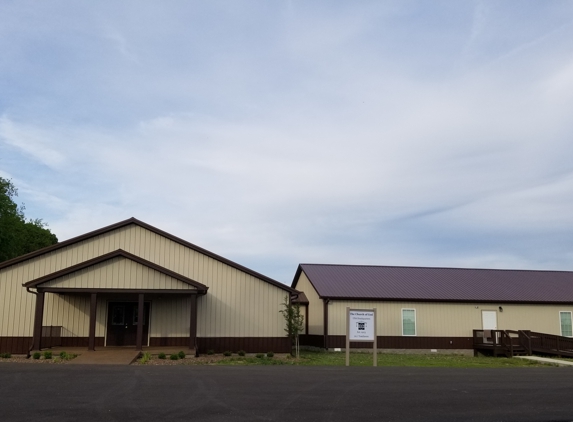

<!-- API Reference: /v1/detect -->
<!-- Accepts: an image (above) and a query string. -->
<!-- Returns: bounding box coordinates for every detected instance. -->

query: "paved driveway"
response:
[1,364,572,421]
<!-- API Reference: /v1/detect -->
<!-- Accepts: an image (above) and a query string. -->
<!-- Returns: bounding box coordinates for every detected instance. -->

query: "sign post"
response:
[346,308,377,367]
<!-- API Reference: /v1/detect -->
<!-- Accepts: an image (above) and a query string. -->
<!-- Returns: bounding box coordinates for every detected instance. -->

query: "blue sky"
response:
[2,1,573,283]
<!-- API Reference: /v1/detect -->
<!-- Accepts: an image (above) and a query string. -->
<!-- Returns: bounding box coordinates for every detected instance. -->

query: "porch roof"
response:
[23,249,208,294]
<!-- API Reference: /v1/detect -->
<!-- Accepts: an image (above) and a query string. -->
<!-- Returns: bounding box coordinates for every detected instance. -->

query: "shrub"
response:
[0,353,11,358]
[207,349,214,355]
[266,352,274,358]
[32,352,41,360]
[178,351,186,359]
[223,351,232,357]
[158,352,166,359]
[43,351,52,359]
[140,352,152,364]
[57,351,76,360]
[238,350,246,356]
[169,354,179,360]
[256,353,264,359]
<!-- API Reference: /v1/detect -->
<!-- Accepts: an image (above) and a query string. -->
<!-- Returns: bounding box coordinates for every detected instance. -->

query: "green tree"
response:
[279,295,304,358]
[0,177,57,262]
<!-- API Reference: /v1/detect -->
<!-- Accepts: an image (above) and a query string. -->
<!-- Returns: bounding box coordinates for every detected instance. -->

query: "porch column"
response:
[136,293,144,351]
[32,291,45,351]
[189,294,197,350]
[88,293,97,351]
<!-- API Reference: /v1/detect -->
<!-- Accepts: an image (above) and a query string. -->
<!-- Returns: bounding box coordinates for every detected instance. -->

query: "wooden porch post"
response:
[136,293,144,351]
[88,293,97,351]
[32,291,45,351]
[189,294,197,351]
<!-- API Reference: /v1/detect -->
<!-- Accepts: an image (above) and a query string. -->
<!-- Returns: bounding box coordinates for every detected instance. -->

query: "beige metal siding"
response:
[150,297,190,337]
[326,300,573,337]
[294,271,323,335]
[43,294,107,337]
[1,224,288,338]
[41,257,195,290]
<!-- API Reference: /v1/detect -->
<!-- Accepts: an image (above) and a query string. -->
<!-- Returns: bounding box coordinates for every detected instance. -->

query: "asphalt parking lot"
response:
[1,363,573,421]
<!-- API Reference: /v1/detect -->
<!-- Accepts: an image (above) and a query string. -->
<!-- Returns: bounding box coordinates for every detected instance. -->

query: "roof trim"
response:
[297,262,573,275]
[3,217,296,293]
[312,296,573,305]
[23,249,208,292]
[291,265,324,299]
[37,288,201,295]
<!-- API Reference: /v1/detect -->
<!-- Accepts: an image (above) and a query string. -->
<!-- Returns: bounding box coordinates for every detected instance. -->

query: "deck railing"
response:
[473,329,573,358]
[41,325,62,348]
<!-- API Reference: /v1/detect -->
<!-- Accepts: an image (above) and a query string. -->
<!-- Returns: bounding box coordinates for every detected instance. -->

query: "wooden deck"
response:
[473,329,573,358]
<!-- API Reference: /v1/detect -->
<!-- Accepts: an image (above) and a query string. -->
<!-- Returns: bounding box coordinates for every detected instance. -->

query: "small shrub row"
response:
[0,353,11,358]
[139,352,152,364]
[204,350,274,358]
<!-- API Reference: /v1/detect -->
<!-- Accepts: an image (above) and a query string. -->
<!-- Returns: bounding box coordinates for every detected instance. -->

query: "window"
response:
[402,309,416,336]
[560,311,572,337]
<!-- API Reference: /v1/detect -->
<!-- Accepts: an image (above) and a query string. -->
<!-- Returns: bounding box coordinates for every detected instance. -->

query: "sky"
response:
[2,1,573,284]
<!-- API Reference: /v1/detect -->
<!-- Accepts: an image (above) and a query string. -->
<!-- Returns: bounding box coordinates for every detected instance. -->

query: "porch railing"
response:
[41,326,62,348]
[473,329,573,358]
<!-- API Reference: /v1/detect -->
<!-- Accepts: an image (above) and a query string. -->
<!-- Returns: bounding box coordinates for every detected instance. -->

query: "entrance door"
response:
[106,302,150,346]
[482,310,497,343]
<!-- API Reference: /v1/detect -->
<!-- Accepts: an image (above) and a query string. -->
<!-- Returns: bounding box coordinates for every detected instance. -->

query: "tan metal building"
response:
[292,264,573,351]
[0,218,297,355]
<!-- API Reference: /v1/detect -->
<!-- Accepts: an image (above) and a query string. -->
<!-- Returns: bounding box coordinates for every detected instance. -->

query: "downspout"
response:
[25,287,37,358]
[323,298,330,350]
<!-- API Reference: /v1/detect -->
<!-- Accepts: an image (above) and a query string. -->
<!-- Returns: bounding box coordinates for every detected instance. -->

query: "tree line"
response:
[0,177,58,263]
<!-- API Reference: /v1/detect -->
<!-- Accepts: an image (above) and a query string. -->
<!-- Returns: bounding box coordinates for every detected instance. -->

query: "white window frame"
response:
[559,311,572,337]
[401,308,417,336]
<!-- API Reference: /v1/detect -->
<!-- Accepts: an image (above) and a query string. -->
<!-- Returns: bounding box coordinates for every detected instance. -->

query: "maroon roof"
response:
[293,264,573,304]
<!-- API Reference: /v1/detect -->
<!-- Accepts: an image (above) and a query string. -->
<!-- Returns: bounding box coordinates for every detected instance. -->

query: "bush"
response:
[207,349,214,355]
[140,352,152,364]
[178,351,186,359]
[256,353,264,359]
[0,353,11,358]
[223,351,232,357]
[266,352,274,358]
[57,351,76,360]
[32,352,41,360]
[238,350,246,356]
[43,351,52,359]
[169,354,179,360]
[158,352,166,359]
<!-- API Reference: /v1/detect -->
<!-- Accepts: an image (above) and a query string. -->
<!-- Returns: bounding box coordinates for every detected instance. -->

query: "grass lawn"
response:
[214,351,549,368]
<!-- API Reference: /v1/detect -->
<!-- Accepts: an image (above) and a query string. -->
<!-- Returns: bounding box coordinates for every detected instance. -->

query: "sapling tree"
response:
[279,295,304,358]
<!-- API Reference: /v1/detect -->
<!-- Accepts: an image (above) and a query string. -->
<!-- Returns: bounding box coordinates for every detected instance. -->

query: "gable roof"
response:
[293,263,573,304]
[2,217,296,294]
[23,249,208,292]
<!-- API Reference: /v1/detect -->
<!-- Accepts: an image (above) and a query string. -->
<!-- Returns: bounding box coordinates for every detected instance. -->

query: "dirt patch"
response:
[134,354,292,365]
[0,356,72,364]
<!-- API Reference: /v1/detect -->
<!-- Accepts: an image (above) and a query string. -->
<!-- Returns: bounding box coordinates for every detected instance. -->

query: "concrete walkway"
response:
[515,355,573,367]
[69,349,141,365]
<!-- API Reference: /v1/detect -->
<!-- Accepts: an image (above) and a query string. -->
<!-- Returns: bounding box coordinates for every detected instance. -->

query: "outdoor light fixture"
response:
[499,306,503,312]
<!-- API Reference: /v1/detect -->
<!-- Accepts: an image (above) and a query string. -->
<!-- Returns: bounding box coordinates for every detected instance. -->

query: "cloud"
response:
[1,1,573,282]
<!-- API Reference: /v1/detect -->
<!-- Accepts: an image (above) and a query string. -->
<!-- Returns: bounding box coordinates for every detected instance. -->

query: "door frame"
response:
[105,300,151,347]
[481,310,498,343]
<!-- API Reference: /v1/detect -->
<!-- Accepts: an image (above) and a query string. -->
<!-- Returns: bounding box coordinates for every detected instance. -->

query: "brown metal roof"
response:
[293,264,573,304]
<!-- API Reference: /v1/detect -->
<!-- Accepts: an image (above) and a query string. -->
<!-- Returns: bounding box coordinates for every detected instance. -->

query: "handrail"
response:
[474,329,573,358]
[518,330,532,355]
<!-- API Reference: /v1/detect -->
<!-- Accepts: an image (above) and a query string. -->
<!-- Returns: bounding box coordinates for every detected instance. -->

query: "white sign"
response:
[348,310,375,341]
